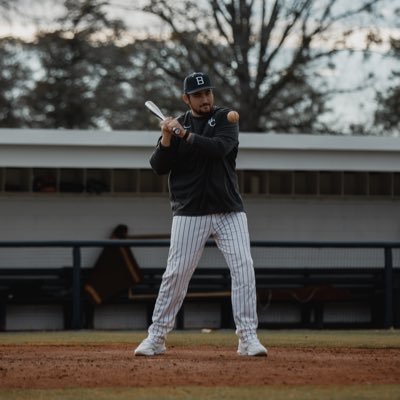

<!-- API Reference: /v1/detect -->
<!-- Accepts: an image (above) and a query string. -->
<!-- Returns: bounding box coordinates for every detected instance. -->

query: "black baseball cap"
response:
[183,72,214,94]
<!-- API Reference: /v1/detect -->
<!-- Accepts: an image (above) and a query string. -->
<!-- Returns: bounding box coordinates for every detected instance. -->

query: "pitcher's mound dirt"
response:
[0,344,399,388]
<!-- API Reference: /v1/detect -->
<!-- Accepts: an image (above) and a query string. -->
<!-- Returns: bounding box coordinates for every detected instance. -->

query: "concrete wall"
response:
[245,197,400,241]
[0,194,398,269]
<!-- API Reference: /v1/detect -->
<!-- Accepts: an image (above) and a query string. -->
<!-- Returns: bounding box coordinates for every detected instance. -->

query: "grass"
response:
[1,386,400,400]
[0,329,399,400]
[0,329,399,348]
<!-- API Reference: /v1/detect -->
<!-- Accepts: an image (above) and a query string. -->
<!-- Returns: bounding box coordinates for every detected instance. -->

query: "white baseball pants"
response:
[148,212,259,342]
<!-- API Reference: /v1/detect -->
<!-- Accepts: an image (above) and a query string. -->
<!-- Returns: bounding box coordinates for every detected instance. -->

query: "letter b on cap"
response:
[195,76,205,86]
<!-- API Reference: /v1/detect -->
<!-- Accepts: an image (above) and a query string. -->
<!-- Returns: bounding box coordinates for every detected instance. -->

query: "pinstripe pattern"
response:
[148,212,258,342]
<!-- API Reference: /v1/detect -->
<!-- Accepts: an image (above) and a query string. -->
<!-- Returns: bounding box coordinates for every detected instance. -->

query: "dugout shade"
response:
[84,224,143,304]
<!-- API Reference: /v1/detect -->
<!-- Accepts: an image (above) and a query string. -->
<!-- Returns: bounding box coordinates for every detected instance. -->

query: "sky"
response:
[0,0,160,40]
[0,0,399,134]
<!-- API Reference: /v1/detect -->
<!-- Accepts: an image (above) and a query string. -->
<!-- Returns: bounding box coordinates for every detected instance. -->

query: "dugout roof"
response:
[0,129,399,172]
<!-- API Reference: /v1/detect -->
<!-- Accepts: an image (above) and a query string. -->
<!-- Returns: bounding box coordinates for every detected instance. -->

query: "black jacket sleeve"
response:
[186,109,238,159]
[149,138,178,175]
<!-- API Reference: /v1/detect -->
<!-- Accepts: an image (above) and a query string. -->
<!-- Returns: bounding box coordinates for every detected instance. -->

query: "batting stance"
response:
[135,72,267,357]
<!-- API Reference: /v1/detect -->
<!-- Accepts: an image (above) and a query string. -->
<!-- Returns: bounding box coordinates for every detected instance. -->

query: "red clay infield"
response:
[0,344,399,388]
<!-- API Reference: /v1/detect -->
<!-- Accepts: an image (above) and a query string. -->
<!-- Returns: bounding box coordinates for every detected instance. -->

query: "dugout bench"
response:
[0,264,399,330]
[0,235,399,330]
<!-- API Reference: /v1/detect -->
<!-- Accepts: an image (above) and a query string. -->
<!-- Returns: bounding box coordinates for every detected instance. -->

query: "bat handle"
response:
[172,127,180,136]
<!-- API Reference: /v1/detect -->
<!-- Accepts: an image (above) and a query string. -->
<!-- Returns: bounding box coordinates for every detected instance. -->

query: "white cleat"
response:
[134,337,166,356]
[237,338,268,357]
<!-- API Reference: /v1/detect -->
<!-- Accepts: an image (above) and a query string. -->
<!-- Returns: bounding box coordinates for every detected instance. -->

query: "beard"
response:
[194,103,214,116]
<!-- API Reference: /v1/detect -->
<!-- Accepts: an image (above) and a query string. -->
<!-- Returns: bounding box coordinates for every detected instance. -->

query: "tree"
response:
[138,0,384,133]
[101,37,192,130]
[374,8,400,134]
[0,0,174,130]
[0,0,18,12]
[24,0,127,129]
[0,38,31,127]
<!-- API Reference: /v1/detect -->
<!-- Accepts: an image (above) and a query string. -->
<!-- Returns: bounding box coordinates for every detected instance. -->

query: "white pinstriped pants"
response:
[148,212,259,342]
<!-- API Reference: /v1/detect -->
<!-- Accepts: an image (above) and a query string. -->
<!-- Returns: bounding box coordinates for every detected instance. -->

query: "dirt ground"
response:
[0,344,399,388]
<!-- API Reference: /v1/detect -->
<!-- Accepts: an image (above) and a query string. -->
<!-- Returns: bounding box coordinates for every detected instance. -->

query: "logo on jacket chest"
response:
[208,117,216,127]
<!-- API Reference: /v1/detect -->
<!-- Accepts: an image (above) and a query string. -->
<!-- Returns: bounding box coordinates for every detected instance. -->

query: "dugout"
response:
[0,129,399,330]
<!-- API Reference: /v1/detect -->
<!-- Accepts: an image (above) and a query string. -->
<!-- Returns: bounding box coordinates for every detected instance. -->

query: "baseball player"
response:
[135,72,267,357]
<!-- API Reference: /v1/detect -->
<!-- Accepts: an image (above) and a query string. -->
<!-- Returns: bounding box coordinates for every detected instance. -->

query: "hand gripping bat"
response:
[145,100,180,136]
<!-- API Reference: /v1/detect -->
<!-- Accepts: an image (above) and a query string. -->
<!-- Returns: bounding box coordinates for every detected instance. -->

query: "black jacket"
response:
[149,106,244,216]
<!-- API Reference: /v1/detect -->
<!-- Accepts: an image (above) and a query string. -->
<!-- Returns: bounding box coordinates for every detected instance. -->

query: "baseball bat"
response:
[145,100,180,135]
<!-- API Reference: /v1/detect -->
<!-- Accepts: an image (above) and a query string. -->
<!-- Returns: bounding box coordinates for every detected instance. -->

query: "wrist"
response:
[160,134,171,147]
